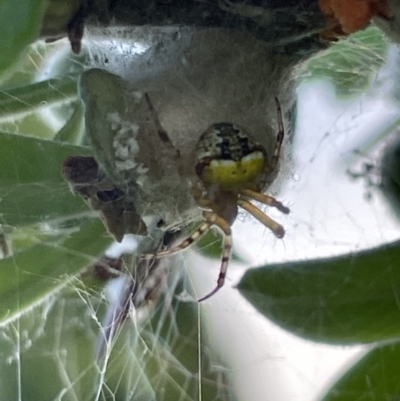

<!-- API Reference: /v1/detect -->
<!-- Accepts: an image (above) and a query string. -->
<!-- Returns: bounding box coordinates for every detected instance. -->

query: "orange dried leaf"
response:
[318,0,393,40]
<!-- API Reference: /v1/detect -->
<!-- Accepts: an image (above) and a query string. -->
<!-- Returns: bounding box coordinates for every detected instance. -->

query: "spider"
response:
[142,94,289,301]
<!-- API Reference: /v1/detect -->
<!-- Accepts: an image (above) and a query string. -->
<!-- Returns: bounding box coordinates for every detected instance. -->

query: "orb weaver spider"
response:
[142,94,289,301]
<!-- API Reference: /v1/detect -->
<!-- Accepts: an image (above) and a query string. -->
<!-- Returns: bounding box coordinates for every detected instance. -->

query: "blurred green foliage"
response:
[302,27,388,97]
[0,0,48,78]
[238,240,400,344]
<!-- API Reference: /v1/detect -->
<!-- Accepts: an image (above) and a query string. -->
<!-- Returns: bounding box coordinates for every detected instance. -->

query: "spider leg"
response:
[237,198,285,238]
[269,97,285,172]
[140,210,232,301]
[240,188,289,214]
[197,211,232,302]
[141,219,212,260]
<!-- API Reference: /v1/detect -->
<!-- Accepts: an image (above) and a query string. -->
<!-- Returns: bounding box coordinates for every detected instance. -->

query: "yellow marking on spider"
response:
[200,151,265,189]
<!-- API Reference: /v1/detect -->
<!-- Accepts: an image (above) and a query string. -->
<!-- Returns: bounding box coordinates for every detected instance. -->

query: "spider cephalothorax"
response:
[143,96,289,301]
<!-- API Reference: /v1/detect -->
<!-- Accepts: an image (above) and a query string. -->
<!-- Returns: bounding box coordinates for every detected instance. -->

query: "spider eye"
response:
[195,123,266,190]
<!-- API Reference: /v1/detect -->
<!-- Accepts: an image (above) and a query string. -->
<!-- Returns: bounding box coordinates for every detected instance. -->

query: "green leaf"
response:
[322,341,400,401]
[0,219,111,324]
[0,132,91,226]
[54,100,85,144]
[302,27,388,97]
[381,137,400,221]
[238,240,400,344]
[0,0,48,75]
[79,69,130,185]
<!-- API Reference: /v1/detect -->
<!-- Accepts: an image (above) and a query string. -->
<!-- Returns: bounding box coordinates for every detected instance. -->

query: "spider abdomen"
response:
[195,123,267,190]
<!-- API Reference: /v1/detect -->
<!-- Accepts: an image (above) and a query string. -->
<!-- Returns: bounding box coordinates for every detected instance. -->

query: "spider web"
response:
[0,244,236,401]
[0,23,400,401]
[0,34,238,401]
